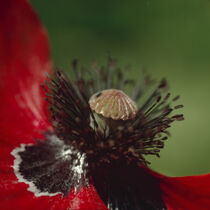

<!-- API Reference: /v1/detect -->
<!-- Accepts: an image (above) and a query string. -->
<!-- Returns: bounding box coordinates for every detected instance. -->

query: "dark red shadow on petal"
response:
[0,0,52,143]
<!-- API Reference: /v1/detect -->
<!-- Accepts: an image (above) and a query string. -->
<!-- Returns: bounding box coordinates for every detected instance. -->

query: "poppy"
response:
[0,0,209,209]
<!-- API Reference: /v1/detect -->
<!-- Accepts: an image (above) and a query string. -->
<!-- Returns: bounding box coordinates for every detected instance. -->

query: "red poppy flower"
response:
[0,0,209,210]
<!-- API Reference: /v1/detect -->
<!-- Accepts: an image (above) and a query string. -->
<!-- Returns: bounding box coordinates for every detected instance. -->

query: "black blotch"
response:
[18,136,88,196]
[92,160,167,210]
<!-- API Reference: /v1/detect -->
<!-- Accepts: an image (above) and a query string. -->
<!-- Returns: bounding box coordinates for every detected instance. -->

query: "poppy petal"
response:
[0,178,107,210]
[0,1,106,209]
[159,173,210,210]
[0,135,107,209]
[147,167,210,210]
[0,0,52,143]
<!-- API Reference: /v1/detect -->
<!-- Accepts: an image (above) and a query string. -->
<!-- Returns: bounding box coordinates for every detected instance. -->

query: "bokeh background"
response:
[31,0,210,176]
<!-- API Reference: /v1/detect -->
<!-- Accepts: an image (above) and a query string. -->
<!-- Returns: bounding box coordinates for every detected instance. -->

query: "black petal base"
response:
[17,134,89,196]
[92,160,167,210]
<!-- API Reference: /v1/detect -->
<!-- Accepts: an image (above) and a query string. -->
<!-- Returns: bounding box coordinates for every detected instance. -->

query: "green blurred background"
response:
[31,0,210,176]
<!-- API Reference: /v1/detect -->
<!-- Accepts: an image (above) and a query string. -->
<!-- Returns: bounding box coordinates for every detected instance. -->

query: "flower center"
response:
[12,58,183,209]
[44,69,183,167]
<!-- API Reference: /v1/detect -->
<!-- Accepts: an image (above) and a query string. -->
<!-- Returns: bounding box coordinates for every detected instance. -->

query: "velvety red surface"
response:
[0,0,107,209]
[0,0,51,142]
[160,173,210,210]
[0,0,209,209]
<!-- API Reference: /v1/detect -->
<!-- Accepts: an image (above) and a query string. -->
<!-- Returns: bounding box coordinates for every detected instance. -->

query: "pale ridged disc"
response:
[89,89,137,120]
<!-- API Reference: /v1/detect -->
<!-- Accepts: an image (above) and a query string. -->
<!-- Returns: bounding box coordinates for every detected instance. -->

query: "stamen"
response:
[43,58,183,167]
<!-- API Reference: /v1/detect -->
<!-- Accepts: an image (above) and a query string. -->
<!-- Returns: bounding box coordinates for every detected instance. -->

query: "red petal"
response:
[0,142,108,210]
[0,0,52,143]
[0,181,107,210]
[148,168,210,210]
[0,2,108,209]
[159,173,210,210]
